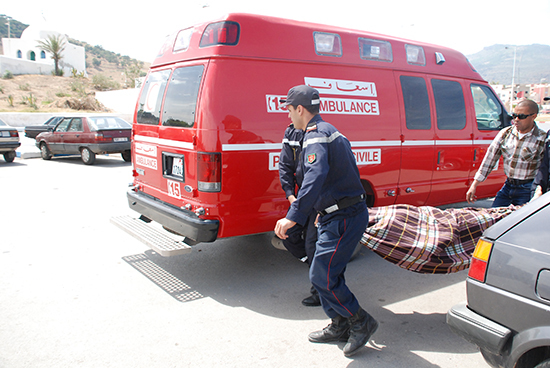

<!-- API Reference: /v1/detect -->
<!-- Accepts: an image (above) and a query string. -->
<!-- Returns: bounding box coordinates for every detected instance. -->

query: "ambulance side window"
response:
[162,65,204,128]
[136,70,171,125]
[471,84,506,130]
[431,79,466,130]
[400,76,431,130]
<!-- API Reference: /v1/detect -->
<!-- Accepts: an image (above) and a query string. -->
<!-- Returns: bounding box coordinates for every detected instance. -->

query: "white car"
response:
[0,119,20,163]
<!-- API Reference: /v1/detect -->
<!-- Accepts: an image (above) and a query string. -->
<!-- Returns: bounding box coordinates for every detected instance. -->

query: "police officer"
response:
[274,123,320,306]
[274,85,378,357]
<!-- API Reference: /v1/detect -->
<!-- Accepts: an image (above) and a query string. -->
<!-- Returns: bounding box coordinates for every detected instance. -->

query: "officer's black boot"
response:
[308,315,350,343]
[302,286,321,307]
[343,307,378,357]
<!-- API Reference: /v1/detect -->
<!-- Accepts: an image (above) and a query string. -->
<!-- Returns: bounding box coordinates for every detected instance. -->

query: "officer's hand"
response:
[275,218,296,240]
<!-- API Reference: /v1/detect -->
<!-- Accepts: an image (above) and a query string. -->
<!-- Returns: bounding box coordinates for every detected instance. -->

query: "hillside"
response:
[0,14,149,112]
[467,44,550,85]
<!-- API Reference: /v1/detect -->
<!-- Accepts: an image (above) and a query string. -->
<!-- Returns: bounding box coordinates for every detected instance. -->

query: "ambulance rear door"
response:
[132,61,206,213]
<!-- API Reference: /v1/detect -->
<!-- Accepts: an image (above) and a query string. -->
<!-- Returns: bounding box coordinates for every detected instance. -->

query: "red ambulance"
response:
[112,13,510,255]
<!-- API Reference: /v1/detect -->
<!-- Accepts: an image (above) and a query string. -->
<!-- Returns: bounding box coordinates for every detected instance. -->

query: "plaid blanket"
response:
[361,205,518,274]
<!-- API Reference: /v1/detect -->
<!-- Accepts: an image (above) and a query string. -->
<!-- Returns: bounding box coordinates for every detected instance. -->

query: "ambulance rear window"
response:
[162,65,204,128]
[136,69,171,125]
[358,38,392,62]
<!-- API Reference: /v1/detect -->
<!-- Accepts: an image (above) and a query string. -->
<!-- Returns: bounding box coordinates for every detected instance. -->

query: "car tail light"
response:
[200,21,240,47]
[94,133,112,142]
[197,152,221,192]
[468,238,494,283]
[10,130,19,137]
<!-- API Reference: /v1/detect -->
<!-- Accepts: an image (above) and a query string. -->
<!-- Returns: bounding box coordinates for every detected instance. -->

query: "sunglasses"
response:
[511,113,535,120]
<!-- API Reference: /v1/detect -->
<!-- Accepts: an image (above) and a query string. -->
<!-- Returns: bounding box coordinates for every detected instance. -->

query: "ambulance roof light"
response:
[200,21,240,48]
[359,38,393,62]
[405,44,426,66]
[314,32,342,57]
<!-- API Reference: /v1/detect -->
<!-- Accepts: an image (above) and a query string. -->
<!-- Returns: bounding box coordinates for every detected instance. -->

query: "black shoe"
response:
[343,308,379,357]
[302,288,321,307]
[308,315,350,343]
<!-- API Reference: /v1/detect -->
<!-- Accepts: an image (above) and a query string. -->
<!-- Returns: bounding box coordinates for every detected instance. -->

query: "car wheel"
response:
[121,150,131,162]
[40,143,52,160]
[81,147,96,165]
[535,359,550,368]
[3,151,16,163]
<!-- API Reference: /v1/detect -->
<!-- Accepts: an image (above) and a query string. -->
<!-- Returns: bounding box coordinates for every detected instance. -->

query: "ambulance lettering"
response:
[167,180,181,199]
[269,152,280,171]
[320,98,379,115]
[136,154,158,170]
[305,77,377,97]
[353,149,381,165]
[269,149,381,170]
[134,142,157,157]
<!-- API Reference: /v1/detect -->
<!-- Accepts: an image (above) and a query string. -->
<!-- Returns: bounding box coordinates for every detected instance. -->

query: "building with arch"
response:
[0,22,86,77]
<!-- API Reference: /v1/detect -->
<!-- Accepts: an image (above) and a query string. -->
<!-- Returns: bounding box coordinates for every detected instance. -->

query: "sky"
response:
[2,0,550,63]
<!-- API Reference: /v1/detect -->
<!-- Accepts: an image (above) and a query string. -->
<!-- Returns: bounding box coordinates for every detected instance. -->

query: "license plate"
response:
[172,158,183,177]
[114,137,128,142]
[0,131,8,137]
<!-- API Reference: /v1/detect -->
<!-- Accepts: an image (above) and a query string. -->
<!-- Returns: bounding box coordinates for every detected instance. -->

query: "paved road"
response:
[0,147,491,368]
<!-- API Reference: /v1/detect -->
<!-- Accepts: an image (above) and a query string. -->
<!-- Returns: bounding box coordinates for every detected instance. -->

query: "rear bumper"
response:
[0,141,21,152]
[447,302,512,356]
[85,142,131,153]
[127,189,219,243]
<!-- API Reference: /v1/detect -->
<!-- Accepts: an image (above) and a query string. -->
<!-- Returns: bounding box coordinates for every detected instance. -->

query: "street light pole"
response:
[511,46,517,107]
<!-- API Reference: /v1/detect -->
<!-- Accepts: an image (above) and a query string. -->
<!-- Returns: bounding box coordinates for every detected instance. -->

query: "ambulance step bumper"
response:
[110,215,192,257]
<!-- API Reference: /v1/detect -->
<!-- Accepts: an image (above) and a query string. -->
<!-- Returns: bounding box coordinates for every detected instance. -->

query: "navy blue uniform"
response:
[286,114,368,319]
[279,124,316,263]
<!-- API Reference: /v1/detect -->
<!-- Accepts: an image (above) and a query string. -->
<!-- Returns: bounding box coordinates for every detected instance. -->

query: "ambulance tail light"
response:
[200,21,240,47]
[197,152,221,192]
[468,238,494,283]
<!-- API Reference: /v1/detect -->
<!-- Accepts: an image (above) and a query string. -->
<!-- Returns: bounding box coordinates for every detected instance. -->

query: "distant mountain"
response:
[467,44,550,85]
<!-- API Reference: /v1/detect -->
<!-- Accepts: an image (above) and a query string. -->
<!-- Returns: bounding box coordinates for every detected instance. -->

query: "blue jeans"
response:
[492,180,533,207]
[310,206,368,319]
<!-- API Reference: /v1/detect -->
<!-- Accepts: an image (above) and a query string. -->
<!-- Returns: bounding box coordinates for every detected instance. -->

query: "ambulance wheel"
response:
[81,147,96,165]
[121,150,131,162]
[3,151,16,163]
[40,143,52,160]
[350,242,363,261]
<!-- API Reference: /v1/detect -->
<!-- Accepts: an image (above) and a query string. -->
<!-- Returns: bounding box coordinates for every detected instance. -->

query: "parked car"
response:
[36,116,131,165]
[0,119,20,163]
[447,192,550,368]
[24,116,63,138]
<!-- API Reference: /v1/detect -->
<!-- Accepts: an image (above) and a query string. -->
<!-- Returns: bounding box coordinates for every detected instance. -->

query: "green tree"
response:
[37,34,67,76]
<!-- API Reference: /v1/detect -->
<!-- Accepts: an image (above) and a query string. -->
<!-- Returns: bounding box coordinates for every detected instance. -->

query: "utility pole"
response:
[511,46,517,107]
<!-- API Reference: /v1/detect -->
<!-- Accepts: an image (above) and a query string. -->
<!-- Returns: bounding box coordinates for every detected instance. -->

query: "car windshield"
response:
[0,119,6,127]
[87,117,131,131]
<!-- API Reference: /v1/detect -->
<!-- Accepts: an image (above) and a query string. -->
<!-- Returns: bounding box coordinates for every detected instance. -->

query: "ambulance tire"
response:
[81,147,96,165]
[121,150,132,162]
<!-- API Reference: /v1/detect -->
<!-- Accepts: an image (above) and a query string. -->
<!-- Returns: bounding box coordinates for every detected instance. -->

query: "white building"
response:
[0,22,86,77]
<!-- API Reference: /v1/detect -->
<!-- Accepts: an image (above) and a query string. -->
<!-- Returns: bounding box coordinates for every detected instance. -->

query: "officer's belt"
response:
[318,194,365,216]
